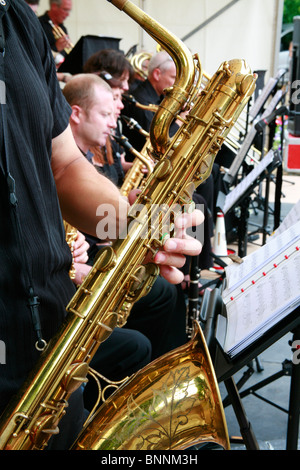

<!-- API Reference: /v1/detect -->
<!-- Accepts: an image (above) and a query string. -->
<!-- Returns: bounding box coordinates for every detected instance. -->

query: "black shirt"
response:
[0,0,73,412]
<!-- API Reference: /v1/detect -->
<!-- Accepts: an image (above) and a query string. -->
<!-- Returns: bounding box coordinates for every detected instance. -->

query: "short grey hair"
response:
[148,51,174,76]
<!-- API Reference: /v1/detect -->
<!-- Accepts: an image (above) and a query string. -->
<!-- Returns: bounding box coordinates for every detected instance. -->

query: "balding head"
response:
[147,51,176,96]
[148,51,174,76]
[63,73,112,112]
[63,74,116,153]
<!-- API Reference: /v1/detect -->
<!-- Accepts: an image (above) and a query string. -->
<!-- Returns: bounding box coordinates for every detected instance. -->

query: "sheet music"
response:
[249,69,286,119]
[270,199,300,239]
[223,220,300,296]
[222,150,275,214]
[222,220,300,357]
[224,249,300,356]
[223,126,257,184]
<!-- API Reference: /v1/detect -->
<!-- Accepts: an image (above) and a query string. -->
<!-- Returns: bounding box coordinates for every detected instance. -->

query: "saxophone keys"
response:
[62,362,89,393]
[94,312,119,343]
[30,414,60,448]
[154,159,172,180]
[94,246,117,272]
[143,242,159,256]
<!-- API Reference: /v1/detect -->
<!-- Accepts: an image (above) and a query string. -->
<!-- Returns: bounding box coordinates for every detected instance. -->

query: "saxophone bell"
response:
[71,321,230,450]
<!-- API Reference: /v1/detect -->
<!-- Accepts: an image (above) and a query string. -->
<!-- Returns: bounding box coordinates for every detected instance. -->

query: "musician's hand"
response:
[56,36,71,52]
[73,262,92,286]
[128,190,203,284]
[153,209,203,284]
[73,231,90,265]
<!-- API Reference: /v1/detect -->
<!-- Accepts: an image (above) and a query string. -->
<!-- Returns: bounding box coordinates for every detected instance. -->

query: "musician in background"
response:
[39,0,73,58]
[122,51,182,154]
[83,48,135,92]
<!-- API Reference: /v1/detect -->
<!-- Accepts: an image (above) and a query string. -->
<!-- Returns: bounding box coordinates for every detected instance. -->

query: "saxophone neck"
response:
[108,0,198,156]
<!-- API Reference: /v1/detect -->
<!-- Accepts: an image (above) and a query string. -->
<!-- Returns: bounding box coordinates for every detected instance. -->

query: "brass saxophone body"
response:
[63,221,78,280]
[0,0,256,451]
[120,136,155,196]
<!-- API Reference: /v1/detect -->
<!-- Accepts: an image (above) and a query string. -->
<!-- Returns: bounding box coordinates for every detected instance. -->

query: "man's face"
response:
[53,0,72,24]
[79,86,116,149]
[156,61,176,95]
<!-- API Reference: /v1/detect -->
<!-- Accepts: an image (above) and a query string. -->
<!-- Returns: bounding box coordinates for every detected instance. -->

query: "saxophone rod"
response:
[122,94,158,114]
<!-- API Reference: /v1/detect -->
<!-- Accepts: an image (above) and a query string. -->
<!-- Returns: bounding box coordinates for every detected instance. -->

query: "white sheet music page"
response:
[270,199,300,239]
[222,220,300,357]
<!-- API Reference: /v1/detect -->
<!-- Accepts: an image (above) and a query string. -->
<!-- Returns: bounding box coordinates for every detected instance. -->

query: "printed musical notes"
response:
[222,220,300,357]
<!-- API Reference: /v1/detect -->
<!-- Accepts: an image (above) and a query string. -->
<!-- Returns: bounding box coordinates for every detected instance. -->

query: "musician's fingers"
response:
[158,265,184,284]
[174,208,204,234]
[162,235,202,258]
[154,250,186,269]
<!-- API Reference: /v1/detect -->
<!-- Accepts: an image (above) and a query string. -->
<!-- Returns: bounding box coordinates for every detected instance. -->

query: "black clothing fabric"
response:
[38,11,68,56]
[93,142,124,188]
[126,277,187,360]
[0,0,74,410]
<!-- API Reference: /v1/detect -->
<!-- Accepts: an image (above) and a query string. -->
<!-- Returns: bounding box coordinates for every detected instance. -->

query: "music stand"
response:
[200,287,300,450]
[224,89,284,187]
[58,35,121,75]
[216,149,282,257]
[249,69,287,121]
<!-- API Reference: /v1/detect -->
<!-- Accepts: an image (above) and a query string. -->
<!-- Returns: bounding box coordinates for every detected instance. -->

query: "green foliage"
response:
[283,0,300,25]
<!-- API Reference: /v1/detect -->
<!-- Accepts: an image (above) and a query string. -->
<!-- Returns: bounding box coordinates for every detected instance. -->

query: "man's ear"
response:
[152,67,161,83]
[70,104,83,125]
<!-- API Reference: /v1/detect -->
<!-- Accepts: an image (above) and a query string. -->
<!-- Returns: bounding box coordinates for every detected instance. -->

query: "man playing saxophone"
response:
[0,0,203,450]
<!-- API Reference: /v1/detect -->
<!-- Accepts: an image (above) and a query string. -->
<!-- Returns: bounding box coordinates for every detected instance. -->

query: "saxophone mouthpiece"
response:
[122,93,137,104]
[113,133,133,151]
[122,115,140,129]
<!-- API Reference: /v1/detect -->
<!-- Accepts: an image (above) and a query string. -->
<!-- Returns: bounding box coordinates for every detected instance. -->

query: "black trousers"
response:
[126,277,187,360]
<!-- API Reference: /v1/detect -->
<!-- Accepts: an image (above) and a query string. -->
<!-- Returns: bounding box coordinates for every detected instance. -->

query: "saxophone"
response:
[119,135,155,196]
[63,221,78,280]
[0,0,256,450]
